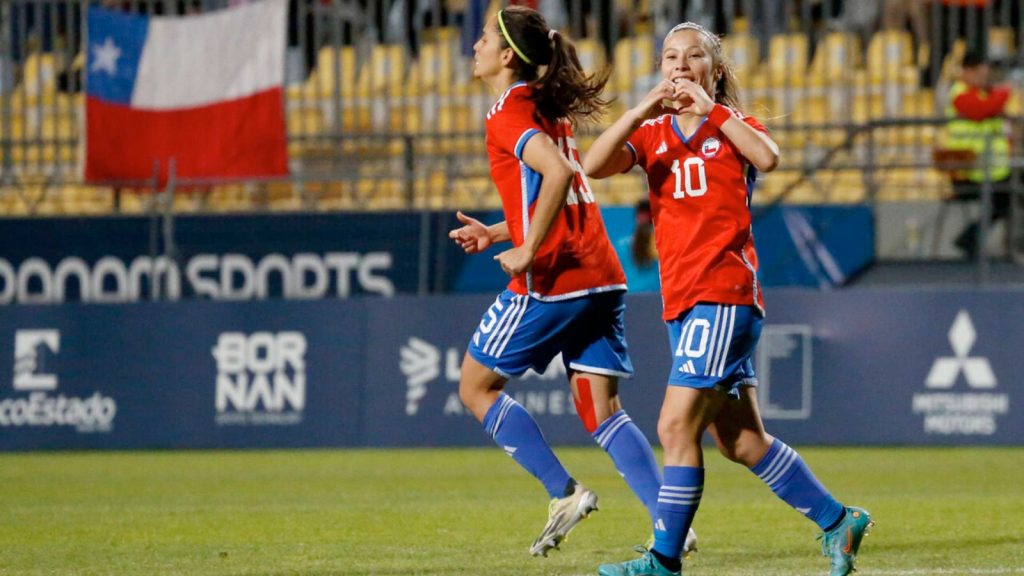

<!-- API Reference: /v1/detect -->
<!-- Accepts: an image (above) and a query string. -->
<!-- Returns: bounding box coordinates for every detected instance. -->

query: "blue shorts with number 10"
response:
[468,289,633,379]
[667,303,763,397]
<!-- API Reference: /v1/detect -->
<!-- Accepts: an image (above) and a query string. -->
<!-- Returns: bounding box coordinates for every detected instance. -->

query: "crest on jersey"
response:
[701,137,721,159]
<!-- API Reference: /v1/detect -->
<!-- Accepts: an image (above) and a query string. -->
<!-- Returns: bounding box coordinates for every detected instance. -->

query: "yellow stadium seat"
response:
[612,35,655,97]
[574,38,607,75]
[417,41,457,94]
[764,34,809,87]
[809,32,860,85]
[865,30,915,85]
[18,52,58,105]
[722,33,760,85]
[988,27,1015,60]
[313,46,358,98]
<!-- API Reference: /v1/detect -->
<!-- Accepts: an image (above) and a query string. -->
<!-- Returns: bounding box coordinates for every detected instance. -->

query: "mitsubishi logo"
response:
[924,310,996,389]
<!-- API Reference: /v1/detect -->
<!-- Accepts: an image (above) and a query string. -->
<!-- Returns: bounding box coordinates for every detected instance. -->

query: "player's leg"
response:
[462,292,576,505]
[708,365,872,575]
[464,290,597,556]
[599,305,737,576]
[563,292,662,525]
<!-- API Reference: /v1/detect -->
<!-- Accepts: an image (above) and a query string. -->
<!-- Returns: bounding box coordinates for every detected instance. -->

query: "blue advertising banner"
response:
[0,288,1019,450]
[442,205,875,293]
[0,214,420,305]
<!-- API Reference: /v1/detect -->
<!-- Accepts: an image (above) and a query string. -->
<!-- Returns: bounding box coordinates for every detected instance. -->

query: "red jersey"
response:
[486,82,626,300]
[625,107,766,321]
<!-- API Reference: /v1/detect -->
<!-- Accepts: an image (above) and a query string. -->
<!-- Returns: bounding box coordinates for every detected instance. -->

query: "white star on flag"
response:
[91,37,121,75]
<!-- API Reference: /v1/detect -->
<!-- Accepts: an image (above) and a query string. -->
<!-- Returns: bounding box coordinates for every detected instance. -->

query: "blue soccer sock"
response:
[652,466,704,561]
[483,393,572,499]
[592,410,662,522]
[750,438,845,531]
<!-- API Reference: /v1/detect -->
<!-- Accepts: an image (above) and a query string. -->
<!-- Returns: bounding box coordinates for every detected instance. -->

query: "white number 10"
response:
[671,157,707,199]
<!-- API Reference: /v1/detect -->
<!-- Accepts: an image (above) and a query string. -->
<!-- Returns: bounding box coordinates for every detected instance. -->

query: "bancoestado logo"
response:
[400,337,575,417]
[0,252,394,305]
[912,310,1009,435]
[213,331,306,426]
[1,329,117,432]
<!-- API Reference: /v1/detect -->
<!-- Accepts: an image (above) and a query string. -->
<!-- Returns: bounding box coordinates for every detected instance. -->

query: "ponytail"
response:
[496,6,611,126]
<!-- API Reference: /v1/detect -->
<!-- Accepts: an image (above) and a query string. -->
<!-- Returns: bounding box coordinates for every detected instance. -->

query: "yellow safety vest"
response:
[945,81,1011,183]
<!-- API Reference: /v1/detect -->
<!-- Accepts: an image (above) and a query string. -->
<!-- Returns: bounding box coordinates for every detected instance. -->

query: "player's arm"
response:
[675,79,779,173]
[716,111,779,173]
[449,213,510,254]
[584,79,677,179]
[492,134,573,276]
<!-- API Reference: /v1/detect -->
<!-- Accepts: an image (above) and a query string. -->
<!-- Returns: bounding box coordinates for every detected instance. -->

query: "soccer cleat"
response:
[529,483,599,557]
[819,506,874,576]
[598,550,680,576]
[637,528,698,559]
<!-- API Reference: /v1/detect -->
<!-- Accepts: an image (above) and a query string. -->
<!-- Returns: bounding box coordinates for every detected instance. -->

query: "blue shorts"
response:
[666,304,762,397]
[468,289,633,379]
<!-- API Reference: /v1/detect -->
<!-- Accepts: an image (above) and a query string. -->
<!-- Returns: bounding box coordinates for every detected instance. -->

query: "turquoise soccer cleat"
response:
[597,551,680,576]
[820,506,874,576]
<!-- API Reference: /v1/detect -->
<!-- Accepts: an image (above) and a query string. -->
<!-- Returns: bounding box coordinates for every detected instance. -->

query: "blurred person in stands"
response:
[946,50,1014,259]
[448,5,696,560]
[615,199,661,293]
[584,21,872,576]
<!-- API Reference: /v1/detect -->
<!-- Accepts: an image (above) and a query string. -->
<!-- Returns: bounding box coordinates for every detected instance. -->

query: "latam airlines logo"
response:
[2,329,117,432]
[912,311,1008,435]
[399,337,574,418]
[213,332,306,426]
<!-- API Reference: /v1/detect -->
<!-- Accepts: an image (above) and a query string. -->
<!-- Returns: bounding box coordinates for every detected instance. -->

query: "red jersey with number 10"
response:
[626,107,767,321]
[486,82,626,300]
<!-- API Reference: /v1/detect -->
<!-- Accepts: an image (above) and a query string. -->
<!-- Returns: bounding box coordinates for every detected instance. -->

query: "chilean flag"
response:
[85,0,289,185]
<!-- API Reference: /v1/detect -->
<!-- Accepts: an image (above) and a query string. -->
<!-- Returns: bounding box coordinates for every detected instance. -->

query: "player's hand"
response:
[632,80,682,120]
[674,78,714,116]
[493,245,533,277]
[448,211,492,254]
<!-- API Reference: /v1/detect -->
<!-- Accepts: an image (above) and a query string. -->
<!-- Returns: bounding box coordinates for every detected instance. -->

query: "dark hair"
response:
[631,200,656,268]
[495,6,611,126]
[962,50,987,69]
[662,22,742,111]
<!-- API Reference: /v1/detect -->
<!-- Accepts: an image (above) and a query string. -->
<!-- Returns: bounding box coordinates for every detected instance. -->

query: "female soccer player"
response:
[583,22,871,576]
[449,5,697,559]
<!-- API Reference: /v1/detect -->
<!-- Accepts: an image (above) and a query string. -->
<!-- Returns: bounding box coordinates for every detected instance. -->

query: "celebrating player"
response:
[449,6,694,559]
[584,22,872,576]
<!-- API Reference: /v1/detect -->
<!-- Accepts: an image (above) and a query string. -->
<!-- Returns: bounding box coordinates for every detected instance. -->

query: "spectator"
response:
[945,50,1014,258]
[614,199,660,292]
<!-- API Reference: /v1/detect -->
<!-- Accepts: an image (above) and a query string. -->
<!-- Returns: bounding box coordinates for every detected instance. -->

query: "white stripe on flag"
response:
[133,0,285,109]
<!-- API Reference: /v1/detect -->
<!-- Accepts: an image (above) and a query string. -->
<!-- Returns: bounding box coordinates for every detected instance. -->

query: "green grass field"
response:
[1,447,1022,575]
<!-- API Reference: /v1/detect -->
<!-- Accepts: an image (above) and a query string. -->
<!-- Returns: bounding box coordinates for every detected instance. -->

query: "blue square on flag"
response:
[86,8,147,105]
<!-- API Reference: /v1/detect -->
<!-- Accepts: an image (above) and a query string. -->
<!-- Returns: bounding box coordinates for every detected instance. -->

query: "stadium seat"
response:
[17,52,58,105]
[721,33,760,85]
[988,27,1015,60]
[763,34,809,88]
[865,30,916,86]
[313,46,359,98]
[612,35,655,99]
[574,38,607,76]
[808,32,860,86]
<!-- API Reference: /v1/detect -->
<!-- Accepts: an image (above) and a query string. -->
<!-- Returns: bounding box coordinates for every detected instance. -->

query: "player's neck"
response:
[484,71,519,95]
[675,112,705,136]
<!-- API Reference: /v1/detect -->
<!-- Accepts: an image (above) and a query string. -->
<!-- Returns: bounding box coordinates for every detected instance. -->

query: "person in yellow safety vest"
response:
[945,50,1015,258]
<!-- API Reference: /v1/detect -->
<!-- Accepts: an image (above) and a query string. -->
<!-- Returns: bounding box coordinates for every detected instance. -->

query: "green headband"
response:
[497,9,534,66]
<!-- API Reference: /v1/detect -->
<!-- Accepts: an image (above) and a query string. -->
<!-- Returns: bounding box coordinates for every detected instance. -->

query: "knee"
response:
[717,434,772,467]
[657,414,698,452]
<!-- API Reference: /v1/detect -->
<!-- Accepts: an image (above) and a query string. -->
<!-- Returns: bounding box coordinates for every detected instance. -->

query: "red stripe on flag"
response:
[85,88,289,185]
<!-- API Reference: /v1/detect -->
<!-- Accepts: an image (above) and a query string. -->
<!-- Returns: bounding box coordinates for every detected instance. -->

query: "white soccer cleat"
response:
[528,483,599,557]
